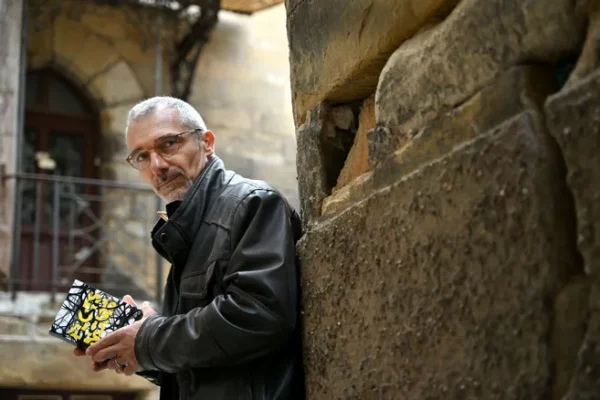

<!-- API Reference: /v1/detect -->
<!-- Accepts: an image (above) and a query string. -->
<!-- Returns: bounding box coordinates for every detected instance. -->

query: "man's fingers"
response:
[123,295,137,307]
[105,357,125,371]
[73,347,86,357]
[91,345,119,364]
[86,330,121,357]
[92,360,110,372]
[123,363,137,376]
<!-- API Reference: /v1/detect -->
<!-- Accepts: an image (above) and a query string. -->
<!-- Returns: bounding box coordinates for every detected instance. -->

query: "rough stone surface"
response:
[374,0,585,166]
[70,34,119,81]
[546,69,600,277]
[545,68,600,400]
[287,0,458,125]
[566,1,600,87]
[101,102,139,143]
[330,105,355,132]
[388,66,559,179]
[296,103,331,228]
[335,95,375,190]
[552,277,590,400]
[324,65,559,216]
[0,0,23,276]
[27,21,53,70]
[0,339,156,392]
[299,112,579,399]
[53,15,91,67]
[562,283,600,400]
[189,6,299,209]
[89,61,144,106]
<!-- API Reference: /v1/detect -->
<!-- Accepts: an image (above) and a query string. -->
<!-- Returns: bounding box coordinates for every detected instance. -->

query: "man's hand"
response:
[73,295,157,376]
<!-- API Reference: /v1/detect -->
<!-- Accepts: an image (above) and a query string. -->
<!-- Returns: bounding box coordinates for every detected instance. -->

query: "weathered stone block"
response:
[545,69,600,400]
[565,1,600,87]
[335,96,375,190]
[0,0,23,276]
[71,34,119,82]
[546,68,600,276]
[89,61,143,106]
[53,15,90,67]
[0,316,29,336]
[296,103,332,228]
[80,4,131,42]
[330,105,355,132]
[287,0,458,125]
[374,0,584,165]
[112,39,157,97]
[561,282,600,400]
[0,337,155,391]
[324,65,559,216]
[388,66,559,179]
[299,112,579,399]
[552,277,590,400]
[27,24,53,70]
[101,102,138,141]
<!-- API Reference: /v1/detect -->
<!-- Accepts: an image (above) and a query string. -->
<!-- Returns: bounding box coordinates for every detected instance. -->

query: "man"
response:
[74,96,305,399]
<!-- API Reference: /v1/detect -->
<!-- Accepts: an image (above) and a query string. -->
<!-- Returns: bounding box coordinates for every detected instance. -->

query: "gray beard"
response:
[160,178,194,202]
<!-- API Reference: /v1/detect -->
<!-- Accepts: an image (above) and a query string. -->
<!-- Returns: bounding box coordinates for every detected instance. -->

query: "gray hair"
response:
[125,96,207,137]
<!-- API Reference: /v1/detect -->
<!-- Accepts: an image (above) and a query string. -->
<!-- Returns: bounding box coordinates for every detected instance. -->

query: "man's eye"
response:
[135,152,148,162]
[164,138,177,147]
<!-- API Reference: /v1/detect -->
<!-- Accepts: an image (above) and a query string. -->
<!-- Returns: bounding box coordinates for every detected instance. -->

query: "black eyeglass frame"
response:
[126,128,204,170]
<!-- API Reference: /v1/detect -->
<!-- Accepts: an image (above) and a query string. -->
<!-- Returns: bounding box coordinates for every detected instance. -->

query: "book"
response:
[49,279,143,349]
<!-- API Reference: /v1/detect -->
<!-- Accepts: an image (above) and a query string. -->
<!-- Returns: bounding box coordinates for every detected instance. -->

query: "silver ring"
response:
[114,358,127,368]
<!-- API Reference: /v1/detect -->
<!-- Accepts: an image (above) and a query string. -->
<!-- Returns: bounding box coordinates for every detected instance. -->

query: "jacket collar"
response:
[150,155,232,264]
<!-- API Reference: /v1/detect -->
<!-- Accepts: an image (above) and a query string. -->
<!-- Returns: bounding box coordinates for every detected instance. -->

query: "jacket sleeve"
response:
[135,370,162,386]
[134,189,299,373]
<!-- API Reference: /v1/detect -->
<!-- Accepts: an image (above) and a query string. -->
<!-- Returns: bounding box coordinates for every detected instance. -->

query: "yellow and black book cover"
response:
[49,279,143,349]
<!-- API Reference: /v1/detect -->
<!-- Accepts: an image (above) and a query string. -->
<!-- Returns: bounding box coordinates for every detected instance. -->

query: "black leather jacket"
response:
[134,156,305,400]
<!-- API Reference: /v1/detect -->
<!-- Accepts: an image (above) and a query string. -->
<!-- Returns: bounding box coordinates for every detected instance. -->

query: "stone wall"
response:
[189,5,299,209]
[288,0,600,398]
[0,0,24,279]
[25,0,170,298]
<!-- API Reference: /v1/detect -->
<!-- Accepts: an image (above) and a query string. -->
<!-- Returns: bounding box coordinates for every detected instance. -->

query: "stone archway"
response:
[26,1,158,173]
[23,2,168,300]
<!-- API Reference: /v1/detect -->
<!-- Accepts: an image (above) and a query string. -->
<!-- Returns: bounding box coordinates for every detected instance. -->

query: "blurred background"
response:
[0,0,294,398]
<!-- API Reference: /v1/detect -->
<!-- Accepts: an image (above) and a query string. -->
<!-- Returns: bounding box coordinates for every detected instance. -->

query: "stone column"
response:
[0,0,24,279]
[287,0,593,398]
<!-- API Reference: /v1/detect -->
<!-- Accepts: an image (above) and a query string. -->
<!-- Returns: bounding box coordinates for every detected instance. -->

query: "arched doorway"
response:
[19,68,101,291]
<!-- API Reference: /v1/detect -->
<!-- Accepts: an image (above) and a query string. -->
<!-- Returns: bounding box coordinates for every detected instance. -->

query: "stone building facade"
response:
[0,0,294,398]
[288,0,600,399]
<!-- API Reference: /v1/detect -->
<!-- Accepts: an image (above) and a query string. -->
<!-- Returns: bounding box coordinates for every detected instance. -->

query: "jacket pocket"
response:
[179,262,216,311]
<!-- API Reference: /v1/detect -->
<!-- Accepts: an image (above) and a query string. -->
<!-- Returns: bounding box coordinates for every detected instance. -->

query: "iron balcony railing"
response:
[2,173,164,304]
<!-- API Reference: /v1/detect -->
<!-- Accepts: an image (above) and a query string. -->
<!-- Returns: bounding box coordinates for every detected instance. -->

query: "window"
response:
[25,69,92,117]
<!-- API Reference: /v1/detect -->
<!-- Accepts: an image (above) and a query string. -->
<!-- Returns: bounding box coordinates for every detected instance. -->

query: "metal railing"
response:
[2,173,164,304]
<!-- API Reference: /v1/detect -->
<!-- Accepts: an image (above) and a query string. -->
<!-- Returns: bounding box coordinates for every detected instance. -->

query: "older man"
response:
[75,96,305,399]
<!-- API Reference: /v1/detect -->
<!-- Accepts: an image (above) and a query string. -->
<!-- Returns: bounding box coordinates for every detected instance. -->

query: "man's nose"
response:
[149,151,170,175]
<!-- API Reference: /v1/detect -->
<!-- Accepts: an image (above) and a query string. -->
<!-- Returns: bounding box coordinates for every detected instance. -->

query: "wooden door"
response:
[19,69,101,291]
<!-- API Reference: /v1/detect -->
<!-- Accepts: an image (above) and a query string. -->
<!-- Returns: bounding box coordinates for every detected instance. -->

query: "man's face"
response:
[126,108,215,202]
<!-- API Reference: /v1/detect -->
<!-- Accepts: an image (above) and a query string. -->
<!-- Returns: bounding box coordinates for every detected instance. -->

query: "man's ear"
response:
[203,130,215,156]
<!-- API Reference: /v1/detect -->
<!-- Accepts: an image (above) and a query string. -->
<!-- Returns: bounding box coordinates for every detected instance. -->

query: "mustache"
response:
[154,168,186,188]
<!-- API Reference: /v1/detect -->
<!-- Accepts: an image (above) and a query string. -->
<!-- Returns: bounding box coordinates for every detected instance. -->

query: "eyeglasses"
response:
[126,128,203,170]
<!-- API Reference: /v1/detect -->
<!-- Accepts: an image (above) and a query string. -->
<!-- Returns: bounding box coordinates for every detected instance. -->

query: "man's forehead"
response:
[127,109,184,149]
